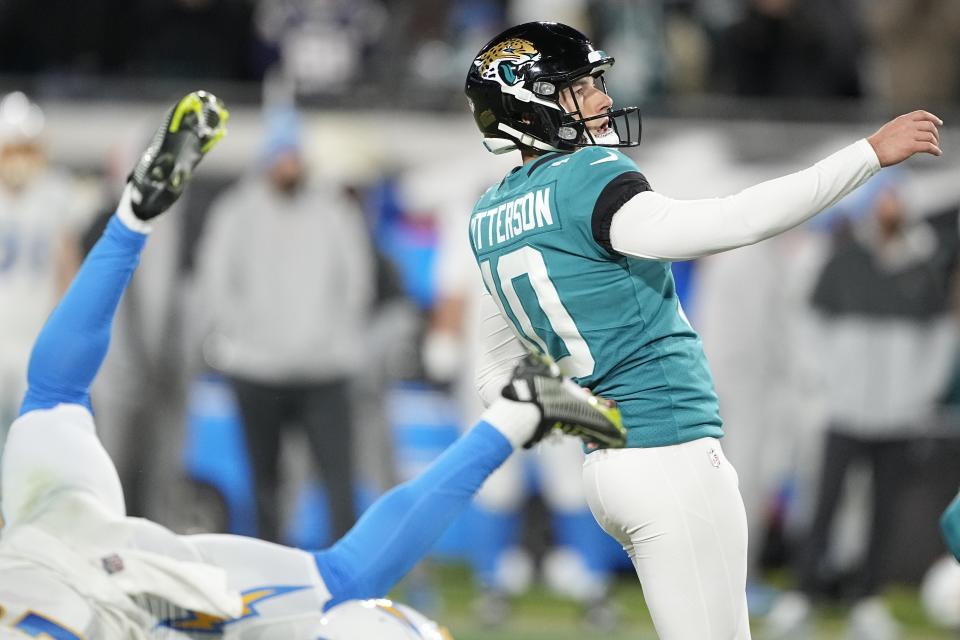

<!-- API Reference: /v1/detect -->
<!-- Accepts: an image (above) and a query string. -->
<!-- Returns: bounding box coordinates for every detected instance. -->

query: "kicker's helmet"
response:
[465,21,641,155]
[316,599,453,640]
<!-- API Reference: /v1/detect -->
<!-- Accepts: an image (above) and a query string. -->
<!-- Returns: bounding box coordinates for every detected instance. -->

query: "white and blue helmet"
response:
[316,599,452,640]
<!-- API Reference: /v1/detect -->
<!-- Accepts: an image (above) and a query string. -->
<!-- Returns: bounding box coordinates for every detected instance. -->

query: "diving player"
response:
[0,90,625,639]
[464,21,943,639]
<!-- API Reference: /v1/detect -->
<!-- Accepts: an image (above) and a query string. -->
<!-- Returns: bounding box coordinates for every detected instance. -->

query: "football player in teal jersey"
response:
[464,21,943,639]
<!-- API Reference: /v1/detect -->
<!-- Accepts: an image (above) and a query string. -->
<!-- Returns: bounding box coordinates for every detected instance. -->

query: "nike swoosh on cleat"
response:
[590,151,619,165]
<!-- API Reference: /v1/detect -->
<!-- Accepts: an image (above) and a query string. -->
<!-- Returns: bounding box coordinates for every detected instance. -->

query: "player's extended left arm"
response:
[607,111,942,261]
[20,189,149,414]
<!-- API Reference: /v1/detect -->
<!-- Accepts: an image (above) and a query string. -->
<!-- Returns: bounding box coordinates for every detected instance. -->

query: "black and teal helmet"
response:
[464,21,641,155]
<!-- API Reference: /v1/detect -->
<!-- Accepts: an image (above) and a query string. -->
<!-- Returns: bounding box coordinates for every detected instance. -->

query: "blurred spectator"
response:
[407,0,504,90]
[0,92,83,434]
[663,1,712,95]
[861,0,960,110]
[767,174,960,640]
[194,106,375,543]
[254,0,387,93]
[713,0,862,98]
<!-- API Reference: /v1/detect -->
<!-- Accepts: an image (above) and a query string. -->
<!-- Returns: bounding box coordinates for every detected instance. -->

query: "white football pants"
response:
[583,437,751,639]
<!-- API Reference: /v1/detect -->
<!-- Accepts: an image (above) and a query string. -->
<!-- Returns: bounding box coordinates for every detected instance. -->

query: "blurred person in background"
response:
[713,0,862,98]
[766,172,960,640]
[661,0,713,96]
[861,0,960,111]
[0,91,83,438]
[253,0,388,94]
[194,105,375,543]
[425,186,619,630]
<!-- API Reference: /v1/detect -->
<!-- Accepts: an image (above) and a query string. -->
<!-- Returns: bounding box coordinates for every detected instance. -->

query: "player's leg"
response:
[187,532,330,600]
[19,90,227,415]
[3,200,154,526]
[794,429,860,593]
[314,401,532,607]
[2,92,228,527]
[302,379,357,540]
[844,438,905,639]
[584,438,751,639]
[231,378,287,542]
[314,355,626,607]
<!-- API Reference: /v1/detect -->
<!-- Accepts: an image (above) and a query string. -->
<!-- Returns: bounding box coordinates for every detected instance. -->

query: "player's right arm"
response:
[607,110,943,261]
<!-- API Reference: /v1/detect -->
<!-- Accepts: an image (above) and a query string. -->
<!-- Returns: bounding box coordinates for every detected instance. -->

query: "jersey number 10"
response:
[480,246,595,378]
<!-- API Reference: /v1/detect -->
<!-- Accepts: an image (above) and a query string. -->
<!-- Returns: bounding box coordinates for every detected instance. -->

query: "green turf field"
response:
[392,565,956,639]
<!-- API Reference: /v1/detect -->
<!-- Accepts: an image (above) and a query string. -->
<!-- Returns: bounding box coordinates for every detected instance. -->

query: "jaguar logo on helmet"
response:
[473,38,541,87]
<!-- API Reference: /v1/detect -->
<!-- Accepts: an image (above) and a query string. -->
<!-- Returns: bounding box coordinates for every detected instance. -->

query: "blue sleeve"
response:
[20,215,147,415]
[313,421,513,608]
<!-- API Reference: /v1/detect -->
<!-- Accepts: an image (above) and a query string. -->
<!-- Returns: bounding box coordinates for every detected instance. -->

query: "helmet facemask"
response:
[552,74,641,150]
[496,67,641,154]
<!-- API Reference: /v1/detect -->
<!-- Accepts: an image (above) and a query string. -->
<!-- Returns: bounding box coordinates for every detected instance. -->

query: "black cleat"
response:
[128,90,229,220]
[502,353,626,449]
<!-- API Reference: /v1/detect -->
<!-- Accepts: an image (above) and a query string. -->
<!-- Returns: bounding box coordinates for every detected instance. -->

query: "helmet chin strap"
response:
[485,123,564,155]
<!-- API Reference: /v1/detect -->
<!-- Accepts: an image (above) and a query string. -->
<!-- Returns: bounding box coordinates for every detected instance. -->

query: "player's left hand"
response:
[867,110,943,167]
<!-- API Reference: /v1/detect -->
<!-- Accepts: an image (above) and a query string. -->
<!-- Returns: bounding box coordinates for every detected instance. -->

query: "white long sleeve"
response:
[609,139,882,261]
[475,287,528,407]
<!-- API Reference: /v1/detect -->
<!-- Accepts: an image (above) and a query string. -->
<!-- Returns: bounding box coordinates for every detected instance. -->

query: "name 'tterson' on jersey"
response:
[470,186,558,250]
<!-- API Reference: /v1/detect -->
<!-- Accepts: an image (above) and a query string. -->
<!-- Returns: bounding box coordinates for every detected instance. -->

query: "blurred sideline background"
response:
[2,1,960,638]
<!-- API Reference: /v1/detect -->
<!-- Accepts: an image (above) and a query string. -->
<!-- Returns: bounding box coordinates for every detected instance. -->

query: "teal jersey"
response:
[469,146,723,448]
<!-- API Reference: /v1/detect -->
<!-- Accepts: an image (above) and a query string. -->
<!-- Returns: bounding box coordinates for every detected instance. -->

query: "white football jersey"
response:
[0,405,335,639]
[0,501,338,639]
